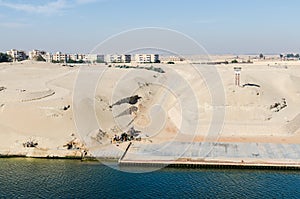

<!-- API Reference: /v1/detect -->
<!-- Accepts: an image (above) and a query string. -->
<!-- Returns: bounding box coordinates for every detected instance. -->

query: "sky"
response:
[0,0,300,54]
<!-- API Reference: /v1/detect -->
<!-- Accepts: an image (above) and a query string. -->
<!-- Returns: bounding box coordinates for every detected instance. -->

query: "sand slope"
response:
[0,59,300,158]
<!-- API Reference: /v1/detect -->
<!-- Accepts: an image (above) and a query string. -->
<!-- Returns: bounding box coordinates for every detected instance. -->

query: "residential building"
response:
[69,54,81,61]
[123,54,131,63]
[86,54,105,63]
[134,54,159,63]
[6,49,27,61]
[165,55,184,62]
[29,49,52,62]
[105,54,131,63]
[52,52,68,63]
[77,54,86,61]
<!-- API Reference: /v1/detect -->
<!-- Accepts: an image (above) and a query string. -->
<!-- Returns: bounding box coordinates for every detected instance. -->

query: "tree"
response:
[67,59,85,64]
[0,53,12,62]
[280,54,283,59]
[67,59,76,63]
[231,59,238,63]
[259,53,264,59]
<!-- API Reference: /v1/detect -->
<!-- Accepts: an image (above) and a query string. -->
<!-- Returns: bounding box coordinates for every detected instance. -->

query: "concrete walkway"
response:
[119,142,300,168]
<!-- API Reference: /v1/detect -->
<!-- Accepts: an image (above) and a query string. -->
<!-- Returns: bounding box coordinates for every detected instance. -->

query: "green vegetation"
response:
[52,60,64,63]
[52,59,85,64]
[0,53,12,62]
[67,59,85,64]
[259,53,264,59]
[112,60,123,63]
[231,59,238,63]
[286,53,300,58]
[115,65,165,73]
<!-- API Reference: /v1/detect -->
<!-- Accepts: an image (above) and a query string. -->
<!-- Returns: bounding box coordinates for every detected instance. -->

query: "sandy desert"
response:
[1,57,300,161]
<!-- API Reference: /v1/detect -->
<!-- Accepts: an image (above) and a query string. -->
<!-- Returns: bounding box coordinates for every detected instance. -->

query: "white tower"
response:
[234,67,242,86]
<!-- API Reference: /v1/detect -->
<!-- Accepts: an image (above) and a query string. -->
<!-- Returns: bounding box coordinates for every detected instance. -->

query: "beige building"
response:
[52,52,68,63]
[160,55,184,63]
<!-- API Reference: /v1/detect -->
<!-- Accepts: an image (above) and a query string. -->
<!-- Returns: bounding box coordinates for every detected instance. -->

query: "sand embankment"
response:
[0,59,300,161]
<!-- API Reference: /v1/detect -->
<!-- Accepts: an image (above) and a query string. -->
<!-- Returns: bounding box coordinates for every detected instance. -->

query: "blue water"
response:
[0,158,300,199]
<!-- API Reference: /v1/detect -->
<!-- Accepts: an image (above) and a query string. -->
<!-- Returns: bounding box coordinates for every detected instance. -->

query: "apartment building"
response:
[86,54,105,63]
[105,54,131,63]
[52,52,68,63]
[29,49,52,62]
[134,54,159,63]
[6,49,27,61]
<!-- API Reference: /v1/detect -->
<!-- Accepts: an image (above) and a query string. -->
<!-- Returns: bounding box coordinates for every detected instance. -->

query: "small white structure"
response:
[234,67,242,86]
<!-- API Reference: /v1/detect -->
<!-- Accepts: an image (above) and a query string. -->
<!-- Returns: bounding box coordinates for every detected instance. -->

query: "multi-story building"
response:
[6,49,27,61]
[68,54,87,62]
[52,52,93,63]
[86,54,105,63]
[77,54,86,61]
[29,49,52,62]
[134,54,159,63]
[122,54,131,63]
[29,49,43,60]
[165,55,184,62]
[52,52,68,63]
[105,54,131,63]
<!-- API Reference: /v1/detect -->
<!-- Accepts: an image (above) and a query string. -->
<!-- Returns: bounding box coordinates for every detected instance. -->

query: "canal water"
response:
[0,158,299,198]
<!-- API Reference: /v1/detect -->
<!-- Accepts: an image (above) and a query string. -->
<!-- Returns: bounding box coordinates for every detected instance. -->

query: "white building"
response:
[69,54,86,62]
[52,52,68,63]
[29,49,52,62]
[6,49,27,61]
[52,52,92,63]
[105,54,131,63]
[134,54,159,63]
[160,55,184,63]
[86,54,105,63]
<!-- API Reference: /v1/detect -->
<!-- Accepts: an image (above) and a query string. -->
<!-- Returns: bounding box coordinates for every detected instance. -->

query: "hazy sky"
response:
[0,0,300,54]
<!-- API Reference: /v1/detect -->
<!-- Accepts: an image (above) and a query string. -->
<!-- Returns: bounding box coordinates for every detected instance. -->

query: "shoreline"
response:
[1,154,300,171]
[0,153,98,161]
[119,160,300,170]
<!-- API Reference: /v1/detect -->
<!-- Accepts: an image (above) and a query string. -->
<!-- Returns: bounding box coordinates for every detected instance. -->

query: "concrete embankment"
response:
[118,141,300,170]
